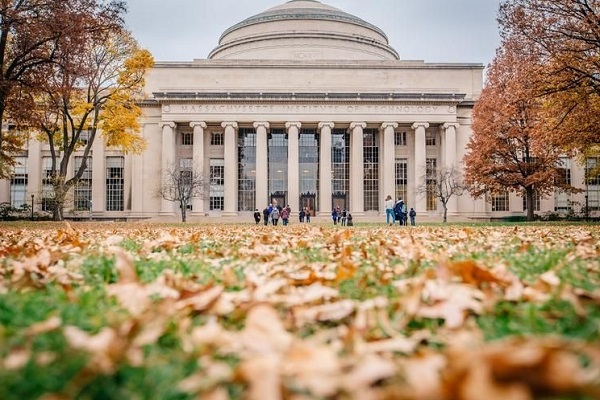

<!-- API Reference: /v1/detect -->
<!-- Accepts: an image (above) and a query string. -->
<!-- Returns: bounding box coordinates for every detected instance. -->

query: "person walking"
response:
[262,207,270,226]
[340,209,347,226]
[409,208,416,226]
[332,208,338,225]
[253,209,261,224]
[384,195,395,225]
[394,198,405,226]
[271,207,280,226]
[280,206,289,226]
[305,207,311,223]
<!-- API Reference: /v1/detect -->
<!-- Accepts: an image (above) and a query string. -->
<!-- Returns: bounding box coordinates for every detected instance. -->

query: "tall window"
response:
[74,156,92,211]
[395,158,408,202]
[106,156,124,211]
[492,191,510,211]
[211,132,223,146]
[299,128,319,211]
[181,132,193,146]
[268,128,288,203]
[210,158,224,210]
[10,157,27,208]
[394,131,407,146]
[79,130,91,146]
[332,129,350,208]
[363,128,379,211]
[42,157,55,211]
[586,157,600,211]
[555,157,571,211]
[238,128,256,211]
[426,131,436,146]
[426,158,437,211]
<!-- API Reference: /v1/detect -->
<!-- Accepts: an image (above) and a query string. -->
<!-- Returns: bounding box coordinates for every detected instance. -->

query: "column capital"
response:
[349,122,367,130]
[285,121,302,130]
[318,121,334,130]
[411,122,430,130]
[253,121,270,130]
[442,122,460,130]
[159,121,176,129]
[190,121,207,129]
[381,122,398,130]
[221,121,238,129]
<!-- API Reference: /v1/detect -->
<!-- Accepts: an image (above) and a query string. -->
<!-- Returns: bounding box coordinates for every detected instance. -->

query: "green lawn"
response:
[1,222,599,399]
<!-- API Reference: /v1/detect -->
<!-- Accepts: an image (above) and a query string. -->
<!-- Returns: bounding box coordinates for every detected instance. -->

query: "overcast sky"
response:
[124,0,502,67]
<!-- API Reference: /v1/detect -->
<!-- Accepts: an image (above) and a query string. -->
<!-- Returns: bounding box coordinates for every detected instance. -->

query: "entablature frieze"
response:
[158,101,459,123]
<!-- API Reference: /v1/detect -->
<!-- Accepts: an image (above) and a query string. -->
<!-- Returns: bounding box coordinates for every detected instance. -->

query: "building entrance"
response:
[300,192,316,217]
[270,191,286,209]
[332,192,348,212]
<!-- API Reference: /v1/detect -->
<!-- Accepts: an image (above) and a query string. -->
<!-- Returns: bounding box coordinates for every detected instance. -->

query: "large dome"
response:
[208,0,400,61]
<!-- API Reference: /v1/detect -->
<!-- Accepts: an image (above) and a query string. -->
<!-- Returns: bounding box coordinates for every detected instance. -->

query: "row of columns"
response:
[158,120,460,216]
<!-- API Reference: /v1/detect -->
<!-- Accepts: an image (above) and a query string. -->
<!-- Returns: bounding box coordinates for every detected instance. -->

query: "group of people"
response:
[254,204,313,226]
[331,206,353,226]
[385,195,416,226]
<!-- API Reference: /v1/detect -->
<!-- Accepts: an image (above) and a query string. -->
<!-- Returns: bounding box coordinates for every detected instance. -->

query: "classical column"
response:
[350,122,366,215]
[443,123,459,168]
[222,121,238,216]
[286,122,301,213]
[318,122,334,215]
[160,122,176,215]
[131,123,150,215]
[381,122,398,210]
[443,123,460,216]
[27,138,41,211]
[191,121,207,216]
[91,134,105,214]
[254,122,270,210]
[412,122,429,214]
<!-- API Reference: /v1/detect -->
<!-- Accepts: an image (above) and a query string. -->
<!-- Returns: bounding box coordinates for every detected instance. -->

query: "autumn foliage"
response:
[24,29,152,221]
[464,37,575,221]
[0,0,128,178]
[498,0,600,157]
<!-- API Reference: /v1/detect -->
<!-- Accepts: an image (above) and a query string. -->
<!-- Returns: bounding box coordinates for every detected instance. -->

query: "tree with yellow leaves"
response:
[24,30,153,220]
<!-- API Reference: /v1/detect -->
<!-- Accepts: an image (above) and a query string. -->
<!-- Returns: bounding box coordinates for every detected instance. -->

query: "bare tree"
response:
[416,164,466,223]
[157,164,209,222]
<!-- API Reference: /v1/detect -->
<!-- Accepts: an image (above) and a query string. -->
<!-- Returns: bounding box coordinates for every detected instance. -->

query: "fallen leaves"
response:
[0,223,599,398]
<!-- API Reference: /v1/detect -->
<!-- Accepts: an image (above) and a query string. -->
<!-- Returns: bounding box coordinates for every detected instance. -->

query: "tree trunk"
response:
[443,204,448,223]
[181,201,187,223]
[525,186,535,221]
[52,184,68,221]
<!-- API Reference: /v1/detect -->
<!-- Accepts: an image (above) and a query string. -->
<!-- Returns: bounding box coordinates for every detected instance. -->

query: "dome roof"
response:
[208,0,400,61]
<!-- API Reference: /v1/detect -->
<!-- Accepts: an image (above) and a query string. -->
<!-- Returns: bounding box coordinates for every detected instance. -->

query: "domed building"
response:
[137,0,488,220]
[3,1,589,220]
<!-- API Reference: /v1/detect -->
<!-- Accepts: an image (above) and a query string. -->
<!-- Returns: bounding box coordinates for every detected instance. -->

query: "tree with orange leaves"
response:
[498,0,600,158]
[464,38,578,221]
[0,0,127,179]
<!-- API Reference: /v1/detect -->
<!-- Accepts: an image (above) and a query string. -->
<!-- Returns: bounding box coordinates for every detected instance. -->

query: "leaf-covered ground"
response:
[1,222,599,399]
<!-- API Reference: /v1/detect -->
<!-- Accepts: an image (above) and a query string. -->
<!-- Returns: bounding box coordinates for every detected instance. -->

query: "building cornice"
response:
[151,92,467,104]
[152,59,484,70]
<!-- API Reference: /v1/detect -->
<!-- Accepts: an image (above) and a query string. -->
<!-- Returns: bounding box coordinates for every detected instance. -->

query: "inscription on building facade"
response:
[165,103,451,115]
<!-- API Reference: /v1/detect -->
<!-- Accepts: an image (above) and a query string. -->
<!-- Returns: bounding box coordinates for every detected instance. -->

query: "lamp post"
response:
[30,194,34,221]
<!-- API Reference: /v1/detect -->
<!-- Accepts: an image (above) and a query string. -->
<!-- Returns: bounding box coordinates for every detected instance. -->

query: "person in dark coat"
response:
[253,209,261,224]
[262,207,270,226]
